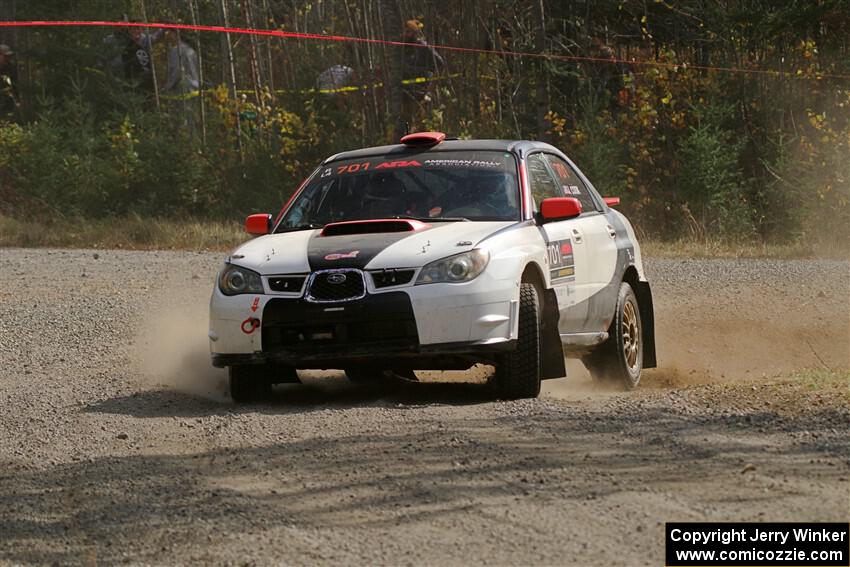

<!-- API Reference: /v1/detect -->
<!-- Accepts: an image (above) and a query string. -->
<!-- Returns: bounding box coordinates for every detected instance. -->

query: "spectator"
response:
[588,39,630,111]
[0,44,19,120]
[316,64,355,95]
[316,64,356,112]
[163,30,200,95]
[400,19,444,124]
[163,29,200,132]
[121,23,163,94]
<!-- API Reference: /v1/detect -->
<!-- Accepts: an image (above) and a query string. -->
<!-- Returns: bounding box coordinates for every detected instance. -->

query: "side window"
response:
[544,154,599,213]
[526,153,561,207]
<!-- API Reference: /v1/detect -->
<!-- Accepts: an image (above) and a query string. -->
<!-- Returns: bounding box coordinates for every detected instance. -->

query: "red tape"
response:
[0,20,847,81]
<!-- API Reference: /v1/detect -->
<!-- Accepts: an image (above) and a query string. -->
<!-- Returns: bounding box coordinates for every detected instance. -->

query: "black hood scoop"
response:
[320,219,429,237]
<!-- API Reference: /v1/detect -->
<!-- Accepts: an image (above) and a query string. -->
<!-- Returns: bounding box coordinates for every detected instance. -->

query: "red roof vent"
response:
[400,131,446,147]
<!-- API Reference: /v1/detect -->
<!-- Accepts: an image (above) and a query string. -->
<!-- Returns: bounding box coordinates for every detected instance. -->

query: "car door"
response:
[543,153,620,334]
[526,152,589,332]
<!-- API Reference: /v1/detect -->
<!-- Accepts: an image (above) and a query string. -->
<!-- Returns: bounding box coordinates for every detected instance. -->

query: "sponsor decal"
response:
[552,161,572,180]
[422,158,502,168]
[374,160,422,170]
[250,297,260,312]
[547,238,576,283]
[337,162,371,174]
[327,159,424,175]
[241,317,260,334]
[569,185,581,195]
[324,250,360,261]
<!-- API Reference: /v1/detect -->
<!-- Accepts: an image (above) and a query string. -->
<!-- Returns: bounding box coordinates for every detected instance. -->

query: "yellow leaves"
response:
[545,110,567,133]
[569,129,587,146]
[801,39,818,59]
[210,84,230,106]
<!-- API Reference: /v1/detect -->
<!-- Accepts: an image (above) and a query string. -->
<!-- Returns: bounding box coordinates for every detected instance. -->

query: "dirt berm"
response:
[0,250,847,565]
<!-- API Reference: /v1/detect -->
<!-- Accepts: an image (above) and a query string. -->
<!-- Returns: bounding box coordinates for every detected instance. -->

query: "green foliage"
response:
[677,120,752,241]
[0,0,847,251]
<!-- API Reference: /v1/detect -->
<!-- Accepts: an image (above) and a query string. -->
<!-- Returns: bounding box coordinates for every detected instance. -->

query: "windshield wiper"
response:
[390,215,469,222]
[276,223,324,233]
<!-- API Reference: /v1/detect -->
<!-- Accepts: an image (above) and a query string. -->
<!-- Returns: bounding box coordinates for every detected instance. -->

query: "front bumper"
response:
[211,338,516,368]
[209,270,520,368]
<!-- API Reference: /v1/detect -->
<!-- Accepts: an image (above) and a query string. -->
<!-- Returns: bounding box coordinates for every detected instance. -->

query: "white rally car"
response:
[210,132,656,402]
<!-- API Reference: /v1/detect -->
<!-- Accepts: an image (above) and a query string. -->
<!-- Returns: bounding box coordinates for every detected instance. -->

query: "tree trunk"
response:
[241,0,263,106]
[380,0,403,141]
[534,0,549,140]
[139,0,161,111]
[220,0,243,153]
[189,0,207,146]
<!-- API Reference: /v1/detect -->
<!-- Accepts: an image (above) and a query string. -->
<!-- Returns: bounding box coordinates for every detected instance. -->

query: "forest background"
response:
[0,0,847,252]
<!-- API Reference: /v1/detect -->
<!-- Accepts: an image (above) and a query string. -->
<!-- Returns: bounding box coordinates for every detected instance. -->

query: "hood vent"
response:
[320,219,429,237]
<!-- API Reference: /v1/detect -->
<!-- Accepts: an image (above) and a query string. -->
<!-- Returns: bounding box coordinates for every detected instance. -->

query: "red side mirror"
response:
[540,197,582,222]
[604,197,620,207]
[245,213,272,235]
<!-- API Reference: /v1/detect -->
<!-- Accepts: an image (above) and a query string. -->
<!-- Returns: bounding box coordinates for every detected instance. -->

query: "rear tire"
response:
[491,283,541,399]
[583,282,643,389]
[228,365,274,403]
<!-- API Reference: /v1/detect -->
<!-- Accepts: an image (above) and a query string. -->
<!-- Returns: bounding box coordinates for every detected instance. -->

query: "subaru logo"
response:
[326,273,347,285]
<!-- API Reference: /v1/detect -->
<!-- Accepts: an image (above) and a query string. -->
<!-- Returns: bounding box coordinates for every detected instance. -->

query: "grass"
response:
[789,368,850,391]
[0,214,245,251]
[641,238,848,260]
[1,214,848,258]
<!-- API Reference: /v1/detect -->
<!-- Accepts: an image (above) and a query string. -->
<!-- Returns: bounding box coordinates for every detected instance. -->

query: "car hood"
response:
[227,221,515,274]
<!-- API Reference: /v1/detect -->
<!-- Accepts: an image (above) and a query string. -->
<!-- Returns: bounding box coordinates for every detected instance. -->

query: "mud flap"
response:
[634,281,657,368]
[540,288,567,379]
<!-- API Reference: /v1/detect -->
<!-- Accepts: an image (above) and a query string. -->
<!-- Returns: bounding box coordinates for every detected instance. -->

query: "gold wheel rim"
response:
[622,300,639,370]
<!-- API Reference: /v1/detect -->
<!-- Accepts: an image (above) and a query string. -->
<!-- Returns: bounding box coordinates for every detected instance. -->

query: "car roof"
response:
[324,139,565,164]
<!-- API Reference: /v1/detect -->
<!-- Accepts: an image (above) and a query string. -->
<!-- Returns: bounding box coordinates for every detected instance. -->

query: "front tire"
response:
[584,282,643,389]
[491,283,541,399]
[228,364,274,403]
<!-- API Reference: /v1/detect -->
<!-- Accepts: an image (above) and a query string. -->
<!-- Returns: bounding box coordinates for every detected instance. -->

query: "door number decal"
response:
[547,239,576,283]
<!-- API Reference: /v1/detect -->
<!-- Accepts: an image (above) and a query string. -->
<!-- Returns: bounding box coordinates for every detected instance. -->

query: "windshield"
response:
[277,150,520,231]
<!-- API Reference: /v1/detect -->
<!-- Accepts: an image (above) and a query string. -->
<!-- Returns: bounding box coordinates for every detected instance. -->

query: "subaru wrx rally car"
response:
[210,132,656,402]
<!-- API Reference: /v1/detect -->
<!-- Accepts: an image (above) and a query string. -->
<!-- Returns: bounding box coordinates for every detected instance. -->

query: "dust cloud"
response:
[130,260,849,401]
[134,297,227,400]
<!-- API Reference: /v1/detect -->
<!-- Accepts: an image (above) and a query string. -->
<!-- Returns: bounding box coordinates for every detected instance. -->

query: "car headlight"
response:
[219,264,264,295]
[416,249,490,285]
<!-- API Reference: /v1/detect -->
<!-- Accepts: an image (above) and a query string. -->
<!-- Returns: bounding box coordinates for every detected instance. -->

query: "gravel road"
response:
[0,249,848,566]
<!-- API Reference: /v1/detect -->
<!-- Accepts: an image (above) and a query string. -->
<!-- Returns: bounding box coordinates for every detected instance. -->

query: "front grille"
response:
[265,319,419,348]
[268,275,307,293]
[262,292,419,354]
[306,269,365,302]
[370,269,416,288]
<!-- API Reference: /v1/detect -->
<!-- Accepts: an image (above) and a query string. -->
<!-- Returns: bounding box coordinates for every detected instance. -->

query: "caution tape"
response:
[155,73,461,100]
